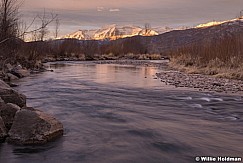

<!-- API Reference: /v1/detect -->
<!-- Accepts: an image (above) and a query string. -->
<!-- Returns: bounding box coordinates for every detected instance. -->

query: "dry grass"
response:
[169,34,243,80]
[138,54,162,60]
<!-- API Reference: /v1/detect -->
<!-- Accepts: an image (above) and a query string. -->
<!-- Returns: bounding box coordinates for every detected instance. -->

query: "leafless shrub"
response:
[169,33,243,80]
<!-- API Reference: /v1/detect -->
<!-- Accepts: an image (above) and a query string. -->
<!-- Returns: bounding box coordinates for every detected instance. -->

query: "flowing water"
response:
[0,61,243,163]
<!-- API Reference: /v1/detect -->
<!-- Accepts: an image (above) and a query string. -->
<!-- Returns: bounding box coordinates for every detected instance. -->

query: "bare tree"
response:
[30,25,38,41]
[0,0,57,44]
[54,16,60,39]
[0,0,21,41]
[23,12,57,42]
[17,20,27,40]
[0,0,59,73]
[38,9,50,41]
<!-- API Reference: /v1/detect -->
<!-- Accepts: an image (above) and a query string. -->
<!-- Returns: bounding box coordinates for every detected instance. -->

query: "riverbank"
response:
[0,61,53,86]
[91,60,243,96]
[0,78,63,145]
[0,62,63,145]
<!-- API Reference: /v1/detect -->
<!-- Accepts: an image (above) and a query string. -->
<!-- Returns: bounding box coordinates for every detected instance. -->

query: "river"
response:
[1,61,243,163]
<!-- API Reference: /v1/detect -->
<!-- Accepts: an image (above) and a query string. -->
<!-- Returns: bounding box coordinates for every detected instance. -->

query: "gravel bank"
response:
[93,60,243,95]
[156,70,243,95]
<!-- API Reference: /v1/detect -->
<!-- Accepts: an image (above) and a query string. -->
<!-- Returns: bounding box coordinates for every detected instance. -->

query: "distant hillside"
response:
[143,17,243,54]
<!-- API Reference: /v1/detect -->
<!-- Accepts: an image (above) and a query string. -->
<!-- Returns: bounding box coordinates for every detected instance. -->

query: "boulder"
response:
[5,63,13,72]
[7,108,63,145]
[11,69,30,78]
[0,71,5,79]
[0,80,26,107]
[8,83,19,87]
[6,73,19,80]
[0,96,4,104]
[0,116,7,143]
[0,103,21,131]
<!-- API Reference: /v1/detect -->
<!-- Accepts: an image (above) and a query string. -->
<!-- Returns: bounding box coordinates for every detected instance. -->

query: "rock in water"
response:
[0,80,26,107]
[11,69,30,78]
[0,103,21,131]
[0,117,7,142]
[6,73,19,80]
[7,108,64,145]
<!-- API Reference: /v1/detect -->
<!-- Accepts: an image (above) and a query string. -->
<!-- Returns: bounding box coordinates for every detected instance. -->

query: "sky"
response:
[20,0,243,37]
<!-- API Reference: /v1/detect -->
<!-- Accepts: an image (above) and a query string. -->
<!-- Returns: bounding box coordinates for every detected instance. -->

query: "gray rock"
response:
[11,69,30,78]
[8,83,19,87]
[5,63,13,72]
[0,116,7,143]
[6,73,19,80]
[0,97,4,103]
[0,103,21,131]
[15,64,22,70]
[7,109,63,145]
[0,80,26,107]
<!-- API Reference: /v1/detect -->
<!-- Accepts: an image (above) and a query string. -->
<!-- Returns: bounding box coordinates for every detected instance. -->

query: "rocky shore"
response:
[0,62,63,145]
[0,62,50,84]
[0,79,63,145]
[156,71,243,94]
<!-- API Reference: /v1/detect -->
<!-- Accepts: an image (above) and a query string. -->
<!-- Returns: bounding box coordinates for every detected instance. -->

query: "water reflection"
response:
[94,64,158,87]
[49,62,161,88]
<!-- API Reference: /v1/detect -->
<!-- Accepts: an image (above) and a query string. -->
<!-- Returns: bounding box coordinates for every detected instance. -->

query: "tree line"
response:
[0,0,158,69]
[0,0,61,68]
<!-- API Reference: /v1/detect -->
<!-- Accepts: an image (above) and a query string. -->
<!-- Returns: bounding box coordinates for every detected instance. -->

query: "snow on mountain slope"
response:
[196,17,243,28]
[62,24,161,41]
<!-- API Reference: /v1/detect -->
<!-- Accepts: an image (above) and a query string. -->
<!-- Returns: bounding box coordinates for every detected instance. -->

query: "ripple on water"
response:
[190,104,203,108]
[199,97,211,102]
[211,98,223,102]
[234,97,242,101]
[223,116,239,121]
[199,97,224,102]
[174,96,193,100]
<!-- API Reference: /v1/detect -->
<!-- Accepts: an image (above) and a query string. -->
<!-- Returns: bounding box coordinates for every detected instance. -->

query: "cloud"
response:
[97,7,104,12]
[109,8,120,12]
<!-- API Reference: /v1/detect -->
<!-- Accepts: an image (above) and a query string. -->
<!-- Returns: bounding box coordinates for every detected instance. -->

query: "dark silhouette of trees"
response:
[0,0,22,62]
[0,0,20,41]
[0,0,58,70]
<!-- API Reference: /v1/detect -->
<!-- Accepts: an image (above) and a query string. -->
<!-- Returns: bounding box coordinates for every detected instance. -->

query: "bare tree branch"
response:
[54,15,60,38]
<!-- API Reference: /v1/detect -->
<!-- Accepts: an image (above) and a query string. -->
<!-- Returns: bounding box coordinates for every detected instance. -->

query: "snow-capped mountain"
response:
[62,25,168,40]
[62,17,243,41]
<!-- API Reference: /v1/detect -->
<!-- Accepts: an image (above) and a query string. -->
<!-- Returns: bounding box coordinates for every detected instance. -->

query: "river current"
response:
[0,61,243,163]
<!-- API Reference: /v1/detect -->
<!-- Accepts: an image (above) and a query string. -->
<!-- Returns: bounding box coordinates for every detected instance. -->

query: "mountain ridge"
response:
[61,17,242,41]
[61,25,172,41]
